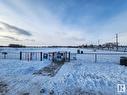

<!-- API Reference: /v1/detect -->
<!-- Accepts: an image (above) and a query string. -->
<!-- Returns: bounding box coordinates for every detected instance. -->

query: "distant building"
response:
[102,42,117,48]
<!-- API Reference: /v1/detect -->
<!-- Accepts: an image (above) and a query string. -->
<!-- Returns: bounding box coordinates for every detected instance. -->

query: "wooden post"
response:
[20,52,22,60]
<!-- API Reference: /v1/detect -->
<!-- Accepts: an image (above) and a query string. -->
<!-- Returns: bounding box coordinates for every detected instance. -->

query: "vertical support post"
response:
[20,52,22,60]
[25,53,27,61]
[28,53,30,61]
[40,52,42,61]
[30,52,32,61]
[65,52,67,62]
[95,53,97,63]
[3,54,5,59]
[68,52,70,62]
[35,52,37,60]
[52,52,55,62]
[116,33,118,51]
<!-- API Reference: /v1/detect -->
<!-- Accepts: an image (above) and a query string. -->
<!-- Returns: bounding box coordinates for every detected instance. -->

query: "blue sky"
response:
[0,0,127,46]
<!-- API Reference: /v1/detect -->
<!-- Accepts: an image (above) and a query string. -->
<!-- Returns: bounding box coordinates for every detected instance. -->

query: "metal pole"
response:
[40,52,42,61]
[68,52,70,62]
[116,34,118,51]
[20,52,22,60]
[95,53,97,63]
[98,40,100,49]
[30,52,32,61]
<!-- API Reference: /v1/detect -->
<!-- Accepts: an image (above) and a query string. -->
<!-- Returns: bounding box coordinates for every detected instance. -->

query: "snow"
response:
[0,48,127,95]
[40,60,127,95]
[0,59,50,95]
[0,60,50,76]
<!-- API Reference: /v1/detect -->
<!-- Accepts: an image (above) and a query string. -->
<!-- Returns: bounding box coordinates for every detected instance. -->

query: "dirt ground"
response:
[33,61,64,77]
[0,81,8,95]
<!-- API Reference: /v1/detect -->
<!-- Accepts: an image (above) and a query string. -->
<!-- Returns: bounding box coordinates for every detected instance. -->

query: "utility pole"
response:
[98,40,100,49]
[116,33,118,51]
[98,40,100,45]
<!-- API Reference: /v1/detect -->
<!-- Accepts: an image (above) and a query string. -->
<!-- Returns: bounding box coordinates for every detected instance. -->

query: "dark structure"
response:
[120,57,127,66]
[2,52,7,59]
[81,51,83,54]
[8,44,25,48]
[77,49,80,54]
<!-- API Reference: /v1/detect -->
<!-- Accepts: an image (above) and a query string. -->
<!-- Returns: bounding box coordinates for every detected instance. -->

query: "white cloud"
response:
[0,0,127,46]
[0,0,88,45]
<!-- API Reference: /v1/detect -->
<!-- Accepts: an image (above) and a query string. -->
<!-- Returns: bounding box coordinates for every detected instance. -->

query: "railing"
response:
[0,51,72,62]
[0,52,19,60]
[76,52,127,63]
[0,51,127,63]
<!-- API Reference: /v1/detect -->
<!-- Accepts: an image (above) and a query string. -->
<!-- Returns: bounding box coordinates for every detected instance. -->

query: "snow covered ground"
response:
[0,48,127,95]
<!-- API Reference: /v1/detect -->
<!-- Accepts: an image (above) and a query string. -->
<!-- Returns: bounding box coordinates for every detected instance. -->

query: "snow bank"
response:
[37,60,127,95]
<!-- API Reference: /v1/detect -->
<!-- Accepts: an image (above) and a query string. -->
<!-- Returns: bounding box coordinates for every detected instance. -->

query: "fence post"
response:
[95,53,97,63]
[40,52,42,61]
[30,52,32,61]
[52,52,55,62]
[65,52,67,61]
[20,52,22,60]
[4,54,6,59]
[68,52,70,62]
